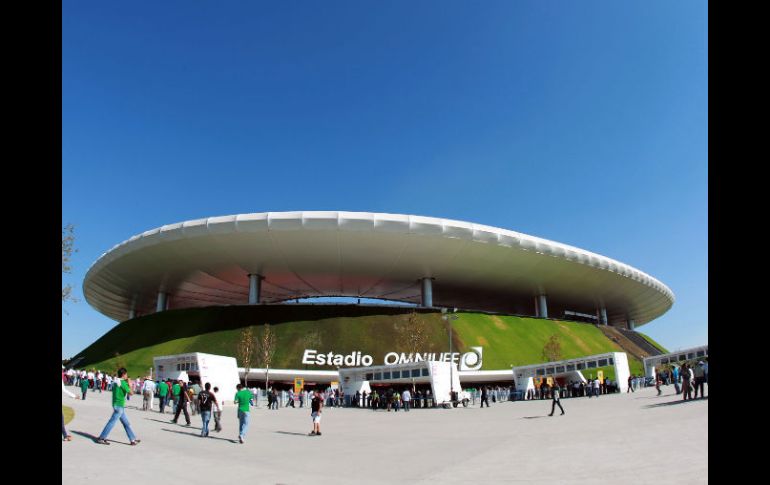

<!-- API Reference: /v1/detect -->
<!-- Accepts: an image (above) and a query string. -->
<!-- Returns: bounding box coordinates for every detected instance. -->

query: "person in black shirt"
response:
[548,383,565,416]
[309,390,323,436]
[171,381,192,426]
[480,386,489,408]
[197,382,218,437]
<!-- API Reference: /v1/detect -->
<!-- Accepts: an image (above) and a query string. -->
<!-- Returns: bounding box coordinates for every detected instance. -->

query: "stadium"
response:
[73,211,673,386]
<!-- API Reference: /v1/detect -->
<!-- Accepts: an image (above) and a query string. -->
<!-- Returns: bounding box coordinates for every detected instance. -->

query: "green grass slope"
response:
[72,305,645,377]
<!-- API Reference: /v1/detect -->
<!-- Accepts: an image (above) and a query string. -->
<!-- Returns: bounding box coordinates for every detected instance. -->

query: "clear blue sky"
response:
[62,1,708,359]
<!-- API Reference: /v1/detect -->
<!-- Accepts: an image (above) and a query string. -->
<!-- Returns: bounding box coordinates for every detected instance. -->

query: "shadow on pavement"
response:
[71,430,134,446]
[275,431,312,436]
[643,397,708,409]
[161,427,238,443]
[70,430,101,442]
[522,416,547,419]
[145,417,197,428]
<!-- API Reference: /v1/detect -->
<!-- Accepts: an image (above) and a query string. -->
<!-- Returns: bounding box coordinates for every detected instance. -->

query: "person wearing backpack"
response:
[197,382,218,438]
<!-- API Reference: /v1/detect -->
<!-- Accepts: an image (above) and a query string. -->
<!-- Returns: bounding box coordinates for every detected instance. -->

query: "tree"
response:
[396,311,430,391]
[257,324,277,395]
[62,224,78,310]
[542,334,562,362]
[236,327,257,388]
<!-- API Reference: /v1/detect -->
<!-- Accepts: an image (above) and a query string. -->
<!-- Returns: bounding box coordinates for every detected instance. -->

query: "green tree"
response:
[237,326,257,388]
[62,224,78,310]
[257,324,277,394]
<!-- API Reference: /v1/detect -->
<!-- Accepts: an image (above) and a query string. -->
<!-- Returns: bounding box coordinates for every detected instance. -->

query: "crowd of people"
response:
[653,360,708,400]
[62,367,334,443]
[63,358,709,444]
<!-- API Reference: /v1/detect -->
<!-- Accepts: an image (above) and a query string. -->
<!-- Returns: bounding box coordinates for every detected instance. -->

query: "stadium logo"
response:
[302,347,483,369]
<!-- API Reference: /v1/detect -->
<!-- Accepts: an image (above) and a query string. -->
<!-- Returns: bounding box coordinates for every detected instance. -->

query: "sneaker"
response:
[560,412,565,415]
[316,432,322,436]
[309,431,316,436]
[238,436,243,444]
[96,438,110,445]
[130,440,141,446]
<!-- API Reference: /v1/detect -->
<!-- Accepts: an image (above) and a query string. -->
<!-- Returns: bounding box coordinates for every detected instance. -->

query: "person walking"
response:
[655,372,662,396]
[171,380,182,414]
[309,390,323,436]
[211,386,223,432]
[672,366,681,394]
[402,388,411,412]
[62,379,79,441]
[548,382,565,416]
[681,364,692,401]
[627,375,635,393]
[197,383,218,438]
[171,381,192,426]
[157,379,169,413]
[693,361,706,399]
[79,374,89,400]
[141,377,156,411]
[480,386,490,408]
[96,368,140,446]
[234,383,253,443]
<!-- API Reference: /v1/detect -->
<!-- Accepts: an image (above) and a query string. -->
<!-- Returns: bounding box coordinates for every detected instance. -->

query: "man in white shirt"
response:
[402,389,411,412]
[87,370,95,390]
[141,378,156,411]
[211,386,222,432]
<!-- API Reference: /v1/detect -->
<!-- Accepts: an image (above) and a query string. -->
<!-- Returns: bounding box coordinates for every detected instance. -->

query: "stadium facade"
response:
[80,211,673,383]
[84,211,673,326]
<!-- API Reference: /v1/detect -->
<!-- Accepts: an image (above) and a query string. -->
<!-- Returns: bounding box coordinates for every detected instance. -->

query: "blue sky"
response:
[62,1,707,358]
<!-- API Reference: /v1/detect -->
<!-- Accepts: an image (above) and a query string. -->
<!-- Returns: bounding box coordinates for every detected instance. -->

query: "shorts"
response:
[311,412,321,423]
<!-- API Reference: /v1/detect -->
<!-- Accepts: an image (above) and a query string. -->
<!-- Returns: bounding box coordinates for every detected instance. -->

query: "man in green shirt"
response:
[157,380,169,413]
[96,367,140,445]
[171,381,182,413]
[234,383,253,444]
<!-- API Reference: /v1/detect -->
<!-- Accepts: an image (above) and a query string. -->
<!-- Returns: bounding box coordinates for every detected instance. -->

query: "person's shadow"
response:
[161,427,238,443]
[70,430,133,445]
[275,431,311,436]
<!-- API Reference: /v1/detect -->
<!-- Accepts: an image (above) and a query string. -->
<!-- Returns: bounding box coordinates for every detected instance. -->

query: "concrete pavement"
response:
[62,384,707,484]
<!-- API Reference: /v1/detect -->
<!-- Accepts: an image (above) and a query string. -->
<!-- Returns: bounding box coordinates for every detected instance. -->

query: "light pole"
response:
[441,307,459,402]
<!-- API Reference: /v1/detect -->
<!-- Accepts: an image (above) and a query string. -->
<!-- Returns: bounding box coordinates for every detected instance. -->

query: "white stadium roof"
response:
[83,211,674,325]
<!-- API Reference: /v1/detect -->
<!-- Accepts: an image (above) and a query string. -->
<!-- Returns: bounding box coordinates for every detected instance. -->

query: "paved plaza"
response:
[62,385,707,484]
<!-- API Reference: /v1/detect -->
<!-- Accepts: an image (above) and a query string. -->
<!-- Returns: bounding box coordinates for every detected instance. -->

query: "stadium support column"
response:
[628,318,636,331]
[600,307,608,325]
[156,292,168,313]
[537,294,548,319]
[248,274,264,305]
[420,277,434,308]
[128,309,136,320]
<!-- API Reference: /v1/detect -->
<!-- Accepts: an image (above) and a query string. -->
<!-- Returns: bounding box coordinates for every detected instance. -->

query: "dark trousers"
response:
[480,397,489,407]
[682,381,692,400]
[173,400,191,424]
[81,390,87,400]
[62,412,68,439]
[159,396,167,413]
[550,400,564,415]
[693,378,705,398]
